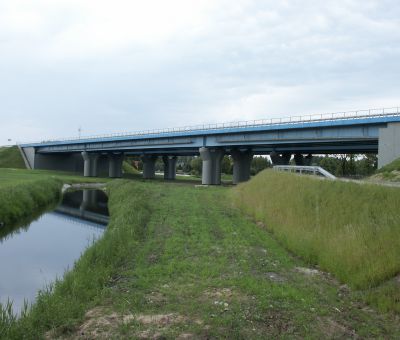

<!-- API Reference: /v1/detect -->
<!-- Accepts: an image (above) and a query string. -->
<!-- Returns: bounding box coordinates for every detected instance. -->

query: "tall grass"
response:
[0,178,62,227]
[232,170,400,289]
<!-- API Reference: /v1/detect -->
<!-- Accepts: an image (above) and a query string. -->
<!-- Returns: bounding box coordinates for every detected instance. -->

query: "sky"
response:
[0,0,399,145]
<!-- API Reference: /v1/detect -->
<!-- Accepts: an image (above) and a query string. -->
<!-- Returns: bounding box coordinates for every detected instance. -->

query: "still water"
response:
[0,189,108,314]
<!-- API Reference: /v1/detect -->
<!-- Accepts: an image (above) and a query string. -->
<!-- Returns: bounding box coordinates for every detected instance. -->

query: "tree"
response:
[251,156,271,175]
[221,156,233,174]
[190,157,202,176]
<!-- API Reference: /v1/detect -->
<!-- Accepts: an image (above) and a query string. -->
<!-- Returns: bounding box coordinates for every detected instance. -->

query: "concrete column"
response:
[270,151,292,165]
[294,153,304,165]
[108,153,123,178]
[81,152,100,177]
[141,155,157,179]
[378,122,400,168]
[231,149,253,184]
[199,147,224,185]
[162,156,177,180]
[304,154,313,166]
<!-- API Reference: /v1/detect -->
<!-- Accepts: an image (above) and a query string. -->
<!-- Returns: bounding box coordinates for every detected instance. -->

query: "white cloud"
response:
[0,0,399,144]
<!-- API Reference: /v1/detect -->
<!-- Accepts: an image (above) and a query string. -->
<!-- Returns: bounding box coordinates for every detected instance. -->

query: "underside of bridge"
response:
[18,120,400,185]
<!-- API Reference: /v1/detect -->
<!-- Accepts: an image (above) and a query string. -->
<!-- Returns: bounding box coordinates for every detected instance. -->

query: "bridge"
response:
[19,107,400,185]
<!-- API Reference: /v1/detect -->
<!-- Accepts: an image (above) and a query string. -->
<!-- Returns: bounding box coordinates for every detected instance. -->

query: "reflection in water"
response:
[54,189,109,226]
[0,189,108,314]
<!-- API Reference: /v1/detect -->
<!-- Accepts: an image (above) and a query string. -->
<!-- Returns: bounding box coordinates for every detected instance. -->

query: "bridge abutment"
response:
[270,151,291,165]
[162,156,177,180]
[378,122,400,168]
[82,152,100,177]
[141,155,157,179]
[199,147,224,185]
[231,149,253,184]
[108,153,123,178]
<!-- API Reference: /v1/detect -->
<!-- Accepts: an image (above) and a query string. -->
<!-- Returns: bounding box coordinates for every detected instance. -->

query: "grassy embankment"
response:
[371,157,400,181]
[233,170,400,312]
[2,179,400,338]
[0,167,108,241]
[0,146,25,169]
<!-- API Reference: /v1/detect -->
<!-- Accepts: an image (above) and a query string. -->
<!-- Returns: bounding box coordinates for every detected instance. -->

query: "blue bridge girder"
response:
[21,113,399,155]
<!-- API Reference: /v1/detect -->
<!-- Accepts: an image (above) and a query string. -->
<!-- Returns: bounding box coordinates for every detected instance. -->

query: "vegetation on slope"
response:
[122,160,140,175]
[0,146,25,169]
[377,157,400,173]
[372,157,400,181]
[232,170,400,311]
[1,179,400,338]
[0,178,61,227]
[0,168,110,242]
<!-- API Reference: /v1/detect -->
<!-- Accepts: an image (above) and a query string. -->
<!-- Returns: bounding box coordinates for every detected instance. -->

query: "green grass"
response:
[0,168,110,241]
[232,170,400,310]
[122,161,140,175]
[0,146,25,169]
[377,157,400,173]
[372,157,400,182]
[2,179,400,338]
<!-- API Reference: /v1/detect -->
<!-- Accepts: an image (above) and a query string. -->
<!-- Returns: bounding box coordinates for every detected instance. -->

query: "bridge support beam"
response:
[141,155,157,179]
[199,147,224,185]
[108,153,123,178]
[378,122,400,168]
[81,152,100,177]
[162,156,177,180]
[231,149,253,184]
[270,151,291,165]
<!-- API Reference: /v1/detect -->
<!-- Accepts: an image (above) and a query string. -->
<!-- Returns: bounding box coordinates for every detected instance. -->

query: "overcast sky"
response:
[1,0,399,145]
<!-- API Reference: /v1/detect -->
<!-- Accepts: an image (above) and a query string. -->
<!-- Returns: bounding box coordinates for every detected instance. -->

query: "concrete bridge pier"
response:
[199,147,224,185]
[162,156,177,180]
[108,153,123,178]
[231,149,253,184]
[294,153,313,166]
[270,151,291,165]
[141,155,157,179]
[81,151,100,177]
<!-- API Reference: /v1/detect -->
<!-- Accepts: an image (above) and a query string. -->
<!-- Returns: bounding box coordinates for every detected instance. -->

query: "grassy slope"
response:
[0,146,25,169]
[233,170,400,312]
[0,168,111,240]
[2,180,399,338]
[372,157,400,181]
[122,161,140,175]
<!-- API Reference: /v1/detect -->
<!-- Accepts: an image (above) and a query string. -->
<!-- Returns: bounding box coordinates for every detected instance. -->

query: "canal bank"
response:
[0,188,108,314]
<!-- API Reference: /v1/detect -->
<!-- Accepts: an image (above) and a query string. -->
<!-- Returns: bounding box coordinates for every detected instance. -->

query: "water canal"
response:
[0,189,108,314]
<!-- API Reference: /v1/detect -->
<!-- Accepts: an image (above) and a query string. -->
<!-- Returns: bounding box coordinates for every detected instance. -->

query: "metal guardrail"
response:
[273,165,337,180]
[21,106,400,145]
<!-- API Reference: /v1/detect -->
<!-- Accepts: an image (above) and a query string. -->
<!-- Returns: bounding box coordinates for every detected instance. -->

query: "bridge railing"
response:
[273,165,337,180]
[21,106,400,145]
